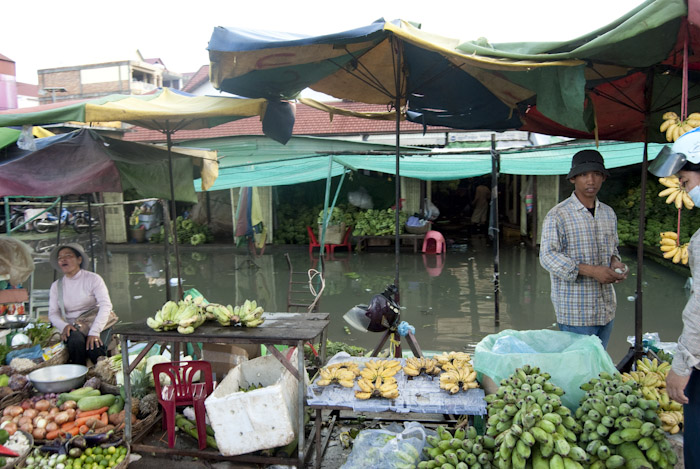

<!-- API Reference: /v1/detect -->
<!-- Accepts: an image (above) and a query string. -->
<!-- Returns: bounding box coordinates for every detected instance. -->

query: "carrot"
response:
[79,424,89,434]
[61,421,78,432]
[76,406,110,419]
[45,429,62,440]
[100,412,109,426]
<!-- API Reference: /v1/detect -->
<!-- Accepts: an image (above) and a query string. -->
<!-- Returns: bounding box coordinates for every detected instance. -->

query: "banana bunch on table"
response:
[146,295,206,334]
[206,299,265,327]
[658,175,693,209]
[354,359,401,400]
[316,365,356,388]
[660,111,700,142]
[439,364,479,394]
[659,231,689,264]
[402,357,441,377]
[659,410,684,434]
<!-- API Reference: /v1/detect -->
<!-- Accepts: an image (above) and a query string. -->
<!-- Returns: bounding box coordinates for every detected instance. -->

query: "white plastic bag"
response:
[348,187,373,209]
[341,421,427,469]
[423,198,440,221]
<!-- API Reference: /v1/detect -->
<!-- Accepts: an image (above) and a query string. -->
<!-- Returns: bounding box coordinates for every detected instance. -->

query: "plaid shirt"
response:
[673,228,700,376]
[539,193,620,326]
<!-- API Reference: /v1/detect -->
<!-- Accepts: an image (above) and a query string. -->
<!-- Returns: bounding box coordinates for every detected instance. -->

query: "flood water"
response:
[27,234,689,365]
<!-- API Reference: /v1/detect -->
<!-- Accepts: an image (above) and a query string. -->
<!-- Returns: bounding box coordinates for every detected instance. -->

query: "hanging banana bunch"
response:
[660,111,700,142]
[658,175,694,210]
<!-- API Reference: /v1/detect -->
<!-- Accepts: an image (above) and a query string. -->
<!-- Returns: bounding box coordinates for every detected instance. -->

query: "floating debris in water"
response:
[627,296,636,302]
[133,295,142,300]
[344,326,351,335]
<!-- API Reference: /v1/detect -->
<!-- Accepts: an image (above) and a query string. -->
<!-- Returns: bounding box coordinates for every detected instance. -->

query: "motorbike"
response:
[71,209,100,233]
[0,205,33,232]
[33,207,74,233]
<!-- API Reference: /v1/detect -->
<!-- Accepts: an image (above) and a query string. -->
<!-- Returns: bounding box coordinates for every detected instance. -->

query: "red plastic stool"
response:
[422,230,446,254]
[153,360,214,450]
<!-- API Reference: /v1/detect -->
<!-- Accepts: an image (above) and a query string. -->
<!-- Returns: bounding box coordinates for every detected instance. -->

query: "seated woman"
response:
[48,243,117,365]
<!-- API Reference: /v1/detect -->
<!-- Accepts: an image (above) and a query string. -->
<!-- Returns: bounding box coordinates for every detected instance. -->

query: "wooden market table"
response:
[306,357,487,468]
[355,234,426,253]
[114,312,330,468]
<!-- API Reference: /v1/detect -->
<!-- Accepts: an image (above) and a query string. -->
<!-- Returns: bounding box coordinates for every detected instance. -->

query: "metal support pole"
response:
[490,135,500,326]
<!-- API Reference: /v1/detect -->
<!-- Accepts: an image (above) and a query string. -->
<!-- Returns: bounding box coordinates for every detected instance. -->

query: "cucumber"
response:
[77,394,116,411]
[58,388,100,405]
[108,395,124,415]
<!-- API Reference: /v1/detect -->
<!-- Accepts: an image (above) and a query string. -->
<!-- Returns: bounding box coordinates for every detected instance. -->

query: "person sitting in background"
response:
[48,243,117,365]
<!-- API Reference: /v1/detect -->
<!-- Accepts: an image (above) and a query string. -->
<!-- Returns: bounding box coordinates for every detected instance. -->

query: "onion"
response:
[34,400,51,411]
[59,401,77,411]
[49,407,60,416]
[18,416,32,427]
[20,400,33,410]
[23,408,38,419]
[46,421,59,433]
[34,417,48,430]
[53,412,70,425]
[65,409,76,420]
[19,422,33,434]
[1,421,17,435]
[0,415,12,423]
[38,411,49,418]
[32,428,46,440]
[11,415,20,424]
[7,406,23,417]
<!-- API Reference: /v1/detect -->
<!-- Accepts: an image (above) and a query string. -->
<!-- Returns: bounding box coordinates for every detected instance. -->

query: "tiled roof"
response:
[181,65,210,93]
[123,100,445,143]
[16,82,38,96]
[0,53,13,62]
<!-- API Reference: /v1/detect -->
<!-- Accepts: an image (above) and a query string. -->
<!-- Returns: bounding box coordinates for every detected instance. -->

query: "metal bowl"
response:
[0,315,29,329]
[27,364,88,393]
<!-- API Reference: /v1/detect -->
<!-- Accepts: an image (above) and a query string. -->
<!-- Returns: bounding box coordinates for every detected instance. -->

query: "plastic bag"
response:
[492,335,537,354]
[0,236,35,286]
[17,125,37,151]
[340,421,428,469]
[348,187,373,210]
[423,198,440,221]
[474,329,617,409]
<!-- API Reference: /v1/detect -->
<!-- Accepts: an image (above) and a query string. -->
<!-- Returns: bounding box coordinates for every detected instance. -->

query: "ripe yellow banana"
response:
[673,246,683,263]
[683,191,695,209]
[659,176,681,188]
[661,231,678,240]
[663,246,679,259]
[681,244,689,265]
[663,111,680,120]
[666,123,679,142]
[666,190,680,205]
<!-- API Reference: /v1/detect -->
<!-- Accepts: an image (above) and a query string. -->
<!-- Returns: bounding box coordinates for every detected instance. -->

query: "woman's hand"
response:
[86,335,103,350]
[666,369,690,404]
[61,325,77,342]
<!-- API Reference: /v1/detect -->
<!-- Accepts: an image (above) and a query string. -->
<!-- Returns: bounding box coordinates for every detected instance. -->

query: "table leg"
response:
[297,339,305,468]
[121,335,132,443]
[314,409,322,469]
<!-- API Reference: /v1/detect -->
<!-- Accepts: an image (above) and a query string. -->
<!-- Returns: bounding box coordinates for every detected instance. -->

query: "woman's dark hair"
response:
[681,161,700,172]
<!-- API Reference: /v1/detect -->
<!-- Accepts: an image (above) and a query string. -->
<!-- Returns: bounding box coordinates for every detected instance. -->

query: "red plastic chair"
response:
[422,230,446,254]
[153,360,214,450]
[307,226,321,256]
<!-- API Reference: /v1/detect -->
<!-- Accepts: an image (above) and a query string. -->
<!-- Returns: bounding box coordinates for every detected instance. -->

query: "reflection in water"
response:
[28,237,689,364]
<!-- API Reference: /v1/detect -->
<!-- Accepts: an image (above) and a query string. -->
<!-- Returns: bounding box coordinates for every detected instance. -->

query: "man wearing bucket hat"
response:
[539,149,628,349]
[48,243,117,365]
[649,127,700,467]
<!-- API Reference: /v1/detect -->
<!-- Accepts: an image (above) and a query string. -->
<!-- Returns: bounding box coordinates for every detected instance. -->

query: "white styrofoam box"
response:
[204,347,305,456]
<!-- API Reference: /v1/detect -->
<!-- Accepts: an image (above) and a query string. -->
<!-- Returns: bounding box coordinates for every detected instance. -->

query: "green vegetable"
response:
[0,374,9,387]
[57,387,100,405]
[77,394,116,411]
[108,395,124,415]
[26,319,56,347]
[0,429,9,445]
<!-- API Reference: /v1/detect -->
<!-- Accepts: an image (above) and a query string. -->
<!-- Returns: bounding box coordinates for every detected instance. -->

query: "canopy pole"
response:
[166,129,184,300]
[87,195,96,272]
[635,141,648,362]
[490,135,500,326]
[393,35,402,298]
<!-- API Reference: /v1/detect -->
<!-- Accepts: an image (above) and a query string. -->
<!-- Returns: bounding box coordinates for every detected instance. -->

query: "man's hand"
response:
[61,325,77,342]
[610,258,629,283]
[86,335,103,350]
[666,369,690,404]
[578,264,626,284]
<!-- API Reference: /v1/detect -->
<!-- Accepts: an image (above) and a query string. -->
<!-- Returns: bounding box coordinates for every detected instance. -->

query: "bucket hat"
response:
[567,149,610,179]
[50,243,89,272]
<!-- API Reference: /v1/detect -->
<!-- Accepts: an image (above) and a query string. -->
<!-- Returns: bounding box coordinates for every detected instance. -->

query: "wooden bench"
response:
[354,234,426,253]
